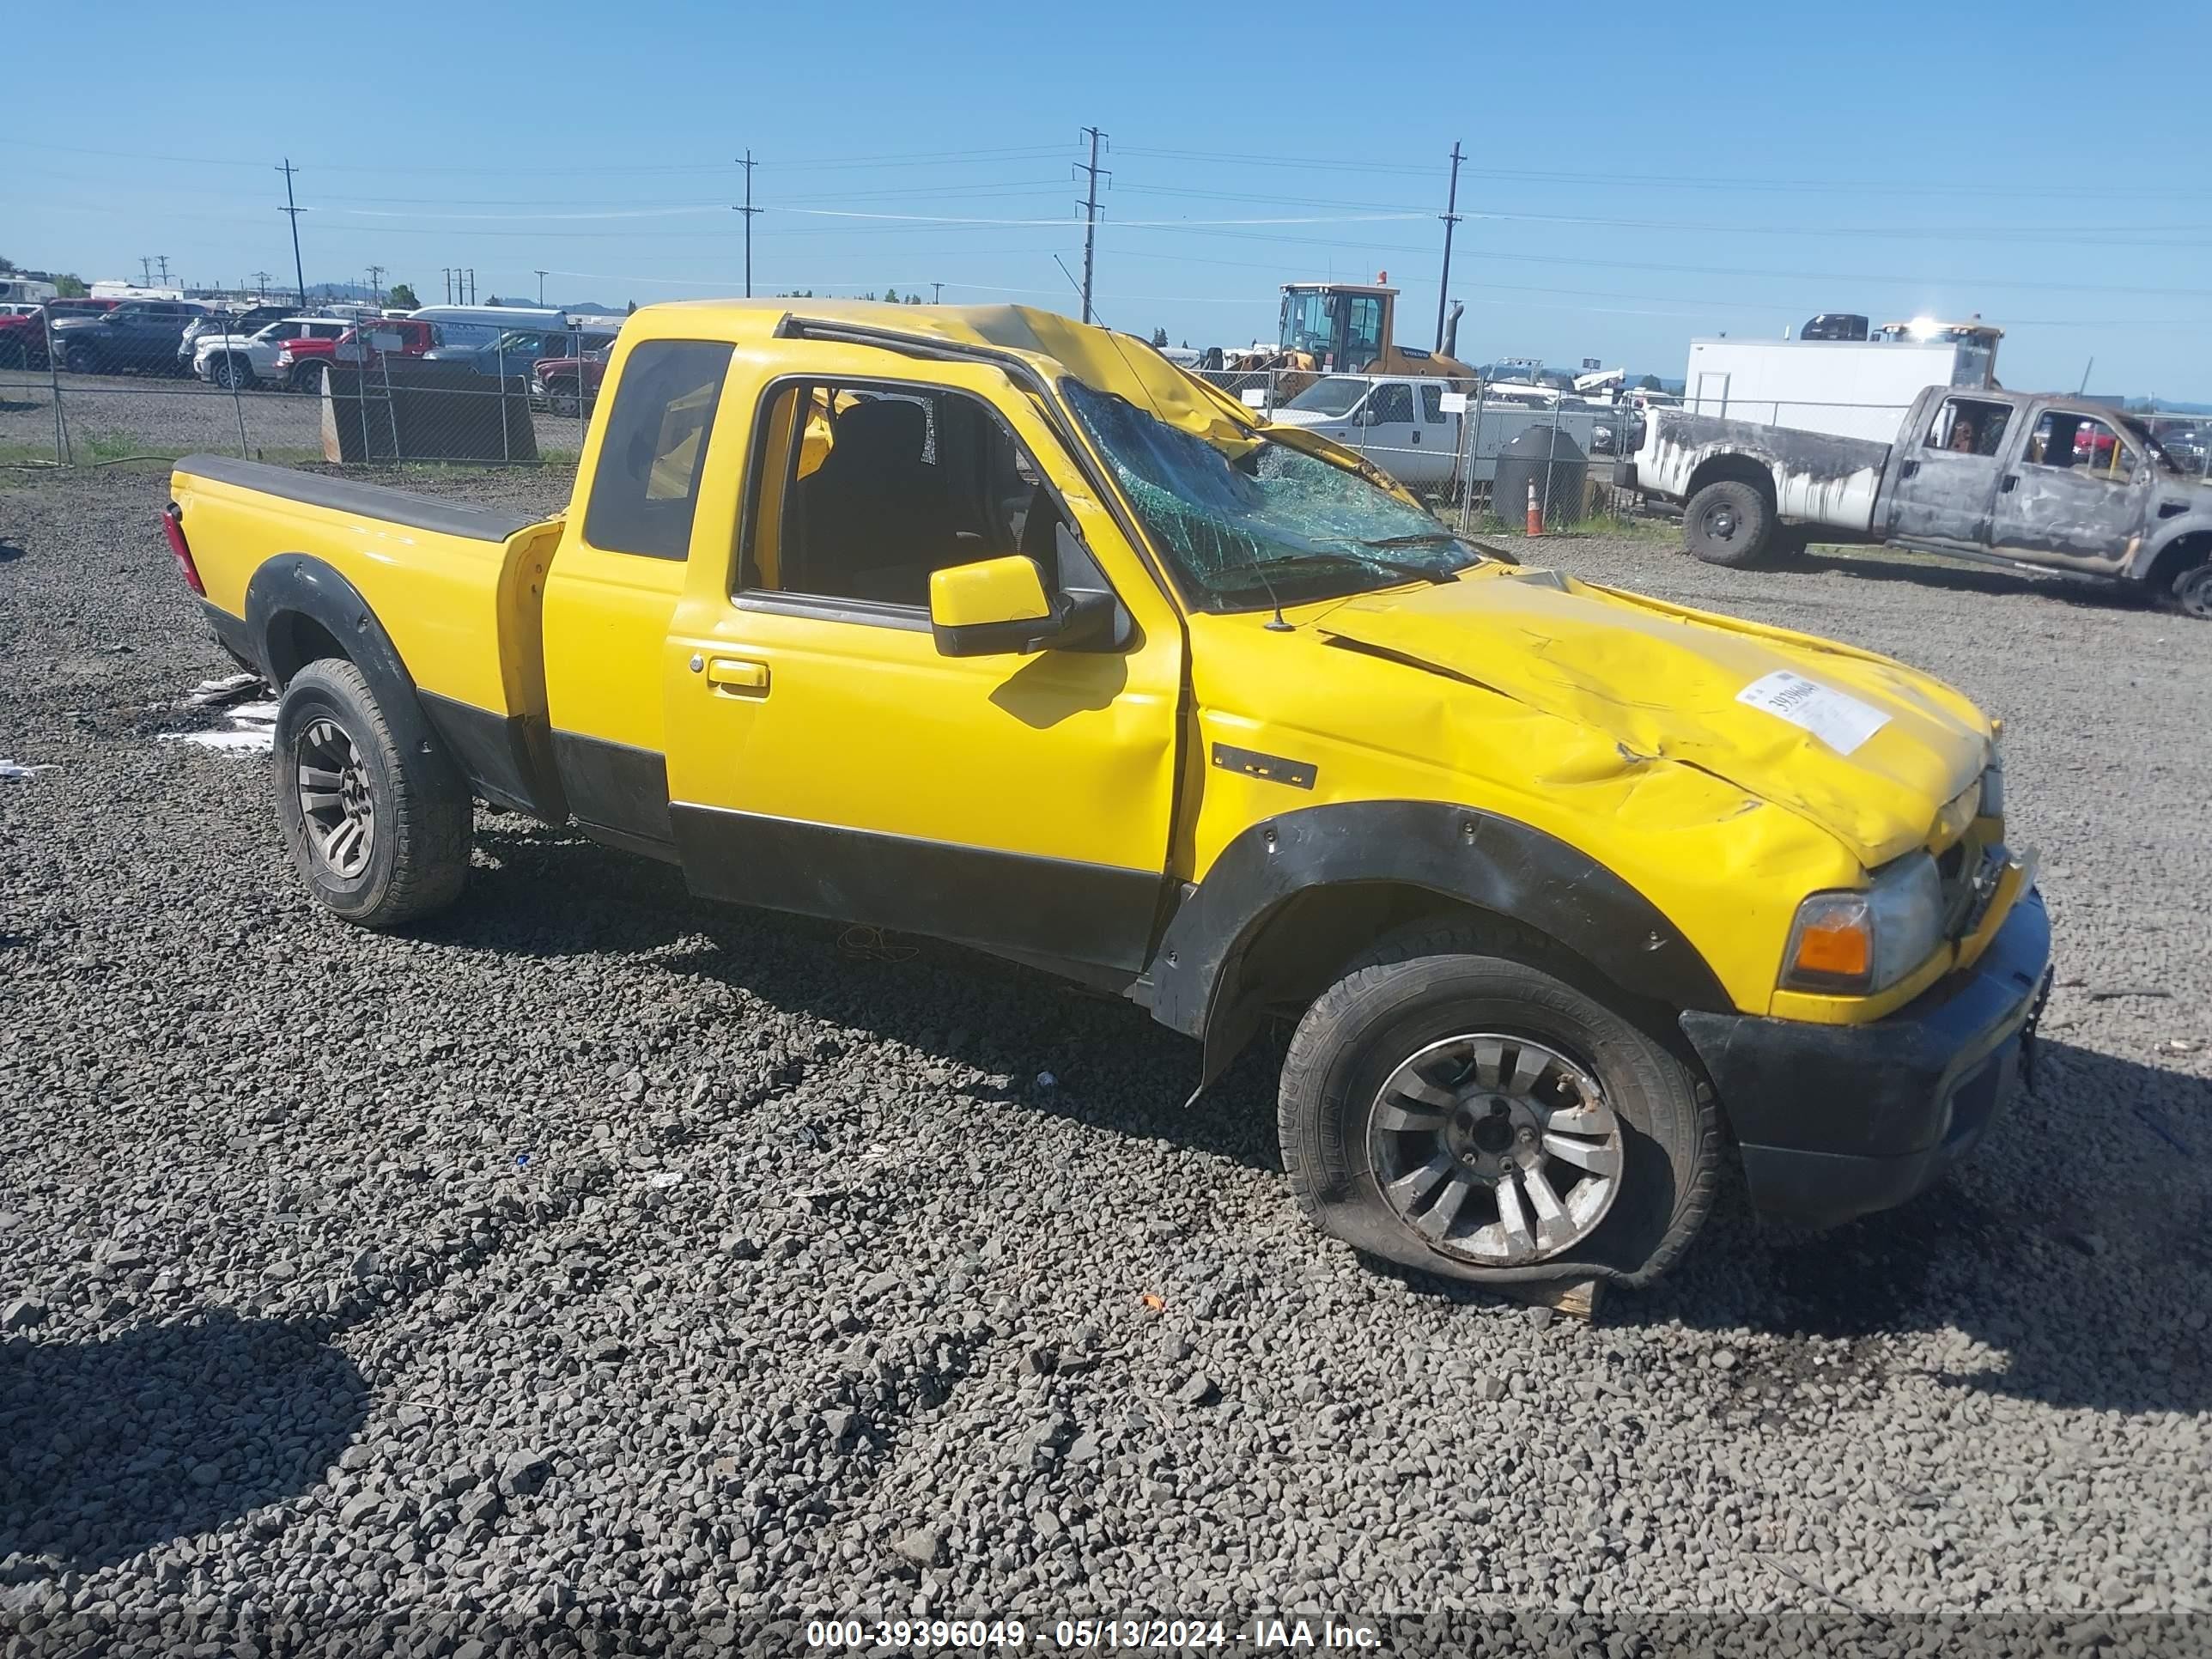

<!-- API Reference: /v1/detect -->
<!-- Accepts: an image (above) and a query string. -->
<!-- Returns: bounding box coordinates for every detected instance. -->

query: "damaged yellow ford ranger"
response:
[167,301,2051,1289]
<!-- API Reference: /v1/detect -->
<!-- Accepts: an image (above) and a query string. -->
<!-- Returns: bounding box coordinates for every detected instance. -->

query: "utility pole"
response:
[276,158,307,307]
[367,264,385,306]
[465,269,477,304]
[250,270,271,300]
[154,254,172,288]
[1434,141,1462,352]
[1075,126,1109,325]
[931,281,943,304]
[732,150,761,298]
[138,257,154,287]
[534,269,547,306]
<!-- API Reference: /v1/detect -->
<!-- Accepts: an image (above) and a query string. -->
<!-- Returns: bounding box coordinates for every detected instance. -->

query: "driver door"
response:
[659,346,1188,975]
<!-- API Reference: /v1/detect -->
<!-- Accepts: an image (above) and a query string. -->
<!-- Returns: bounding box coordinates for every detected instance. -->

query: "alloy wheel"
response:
[1368,1032,1624,1265]
[295,718,376,879]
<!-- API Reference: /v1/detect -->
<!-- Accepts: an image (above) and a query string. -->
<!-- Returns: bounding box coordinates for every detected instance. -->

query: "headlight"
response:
[1779,853,1945,994]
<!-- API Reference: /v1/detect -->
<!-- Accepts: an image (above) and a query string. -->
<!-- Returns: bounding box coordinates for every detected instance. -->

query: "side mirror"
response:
[928,554,1114,658]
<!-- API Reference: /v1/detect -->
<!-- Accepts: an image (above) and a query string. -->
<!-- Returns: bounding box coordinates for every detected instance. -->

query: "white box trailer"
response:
[1682,337,1995,445]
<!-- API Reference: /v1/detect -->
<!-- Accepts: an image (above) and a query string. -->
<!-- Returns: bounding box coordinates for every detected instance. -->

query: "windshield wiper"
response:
[1208,548,1454,593]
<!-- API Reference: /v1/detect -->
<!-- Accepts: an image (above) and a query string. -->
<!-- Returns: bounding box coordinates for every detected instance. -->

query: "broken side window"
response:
[2024,411,2136,481]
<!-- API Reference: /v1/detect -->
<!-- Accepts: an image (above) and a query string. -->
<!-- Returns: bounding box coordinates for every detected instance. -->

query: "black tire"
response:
[549,386,580,418]
[64,344,95,375]
[212,355,252,391]
[272,659,470,927]
[2169,562,2212,621]
[290,363,325,393]
[1683,478,1775,568]
[1279,929,1719,1288]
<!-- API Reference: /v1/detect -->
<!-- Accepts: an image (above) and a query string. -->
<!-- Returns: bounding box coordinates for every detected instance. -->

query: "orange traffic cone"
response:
[1525,478,1544,537]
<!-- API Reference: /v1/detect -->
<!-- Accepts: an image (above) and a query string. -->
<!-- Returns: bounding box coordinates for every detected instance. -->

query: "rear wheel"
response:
[1683,478,1775,567]
[1279,932,1718,1286]
[273,659,470,927]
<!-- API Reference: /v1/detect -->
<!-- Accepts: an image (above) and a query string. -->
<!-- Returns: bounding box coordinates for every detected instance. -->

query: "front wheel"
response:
[273,659,470,927]
[64,345,95,375]
[1683,478,1775,568]
[2170,562,2212,621]
[548,385,580,417]
[211,355,252,391]
[1279,933,1719,1286]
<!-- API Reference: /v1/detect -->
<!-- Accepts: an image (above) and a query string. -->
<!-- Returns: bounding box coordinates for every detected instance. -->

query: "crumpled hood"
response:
[1317,568,1992,866]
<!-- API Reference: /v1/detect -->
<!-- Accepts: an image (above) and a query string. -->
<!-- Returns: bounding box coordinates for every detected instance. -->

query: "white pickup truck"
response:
[1620,383,2212,617]
[192,317,351,390]
[1266,374,1618,492]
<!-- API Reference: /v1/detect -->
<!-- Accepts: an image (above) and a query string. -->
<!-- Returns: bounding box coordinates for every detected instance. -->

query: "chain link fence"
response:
[0,303,617,471]
[1192,368,1636,532]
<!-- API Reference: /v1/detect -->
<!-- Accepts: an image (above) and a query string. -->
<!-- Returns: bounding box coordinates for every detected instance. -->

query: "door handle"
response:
[1899,459,1919,478]
[706,658,769,694]
[2001,475,2018,493]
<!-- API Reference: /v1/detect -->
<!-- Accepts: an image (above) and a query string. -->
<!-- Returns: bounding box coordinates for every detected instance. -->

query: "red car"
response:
[0,297,119,370]
[276,318,434,392]
[531,346,611,416]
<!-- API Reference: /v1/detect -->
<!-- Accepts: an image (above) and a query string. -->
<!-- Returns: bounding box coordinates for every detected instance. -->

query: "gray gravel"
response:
[2,465,2209,1655]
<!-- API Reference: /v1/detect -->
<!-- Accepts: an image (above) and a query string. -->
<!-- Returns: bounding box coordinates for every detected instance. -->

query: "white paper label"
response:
[1735,670,1890,756]
[1240,388,1269,408]
[1439,390,1468,413]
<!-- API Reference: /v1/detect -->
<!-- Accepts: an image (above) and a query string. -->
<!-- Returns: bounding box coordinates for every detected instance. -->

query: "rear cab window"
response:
[581,340,733,560]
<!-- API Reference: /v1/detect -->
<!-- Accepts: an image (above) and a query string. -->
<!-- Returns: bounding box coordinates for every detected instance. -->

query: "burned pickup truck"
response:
[1619,383,2212,617]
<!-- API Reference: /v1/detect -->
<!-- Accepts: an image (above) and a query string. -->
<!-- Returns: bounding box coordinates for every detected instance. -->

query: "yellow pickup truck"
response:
[166,301,2051,1290]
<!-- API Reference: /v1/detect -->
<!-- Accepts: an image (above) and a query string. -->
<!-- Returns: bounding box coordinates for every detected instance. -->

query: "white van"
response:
[405,305,568,353]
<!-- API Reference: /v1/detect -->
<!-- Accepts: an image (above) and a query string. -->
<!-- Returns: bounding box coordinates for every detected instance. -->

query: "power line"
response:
[1076,127,1108,325]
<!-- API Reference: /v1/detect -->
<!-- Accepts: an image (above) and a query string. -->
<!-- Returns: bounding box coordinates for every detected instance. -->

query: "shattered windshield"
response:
[1063,379,1489,612]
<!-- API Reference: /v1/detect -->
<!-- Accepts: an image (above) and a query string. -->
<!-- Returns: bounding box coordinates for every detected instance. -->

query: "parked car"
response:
[48,300,208,375]
[426,325,615,380]
[179,303,302,368]
[0,297,118,369]
[531,346,611,416]
[164,299,2048,1292]
[194,318,352,390]
[1623,384,2212,616]
[276,319,435,391]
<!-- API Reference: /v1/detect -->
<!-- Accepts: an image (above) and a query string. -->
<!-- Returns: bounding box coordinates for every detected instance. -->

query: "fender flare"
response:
[2127,514,2212,583]
[1147,800,1733,1079]
[244,553,456,782]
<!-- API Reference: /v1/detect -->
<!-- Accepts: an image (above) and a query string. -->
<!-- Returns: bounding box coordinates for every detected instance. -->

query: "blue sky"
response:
[6,0,2209,398]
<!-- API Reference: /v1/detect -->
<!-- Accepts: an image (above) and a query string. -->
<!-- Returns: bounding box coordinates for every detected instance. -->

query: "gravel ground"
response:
[2,465,2209,1656]
[0,371,589,465]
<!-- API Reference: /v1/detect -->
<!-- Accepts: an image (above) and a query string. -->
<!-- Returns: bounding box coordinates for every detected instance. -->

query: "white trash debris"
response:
[185,672,263,708]
[0,760,55,781]
[162,676,277,755]
[644,1170,685,1190]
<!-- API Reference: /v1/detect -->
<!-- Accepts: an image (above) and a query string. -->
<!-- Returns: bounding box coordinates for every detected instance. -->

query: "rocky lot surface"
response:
[2,465,2209,1655]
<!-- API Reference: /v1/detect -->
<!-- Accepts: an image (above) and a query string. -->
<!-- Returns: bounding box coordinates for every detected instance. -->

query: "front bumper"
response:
[1680,888,2052,1229]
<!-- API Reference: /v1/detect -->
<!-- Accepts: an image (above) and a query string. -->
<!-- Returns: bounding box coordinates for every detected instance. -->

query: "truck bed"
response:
[171,454,564,813]
[1635,410,1891,535]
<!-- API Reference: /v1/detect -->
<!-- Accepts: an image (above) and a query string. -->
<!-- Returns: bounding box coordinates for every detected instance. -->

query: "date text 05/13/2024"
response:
[804,1617,1384,1650]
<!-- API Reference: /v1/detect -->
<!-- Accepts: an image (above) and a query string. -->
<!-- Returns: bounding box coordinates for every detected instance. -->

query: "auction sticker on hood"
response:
[1735,670,1890,756]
